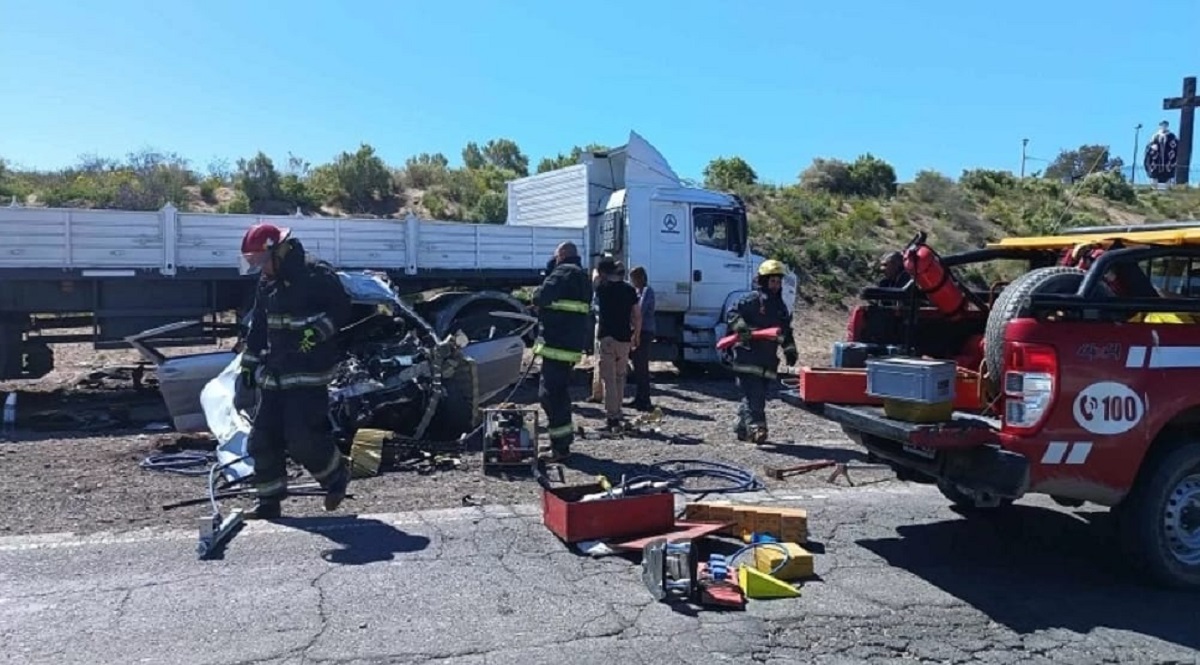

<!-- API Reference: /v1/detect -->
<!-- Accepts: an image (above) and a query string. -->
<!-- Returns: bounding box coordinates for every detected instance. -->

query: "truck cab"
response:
[794,223,1200,590]
[507,131,797,369]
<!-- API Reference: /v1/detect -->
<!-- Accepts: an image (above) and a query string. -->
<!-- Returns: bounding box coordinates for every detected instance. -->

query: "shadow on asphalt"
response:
[756,440,872,465]
[273,516,431,566]
[858,504,1200,651]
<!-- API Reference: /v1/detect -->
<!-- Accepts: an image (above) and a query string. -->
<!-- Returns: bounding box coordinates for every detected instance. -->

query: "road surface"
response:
[2,483,1197,664]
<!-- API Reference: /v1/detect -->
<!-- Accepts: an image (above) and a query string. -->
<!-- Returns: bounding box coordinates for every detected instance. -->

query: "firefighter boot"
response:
[246,498,282,520]
[323,465,351,512]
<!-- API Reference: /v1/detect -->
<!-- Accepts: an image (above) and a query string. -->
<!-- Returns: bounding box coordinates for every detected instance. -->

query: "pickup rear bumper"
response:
[820,404,1031,499]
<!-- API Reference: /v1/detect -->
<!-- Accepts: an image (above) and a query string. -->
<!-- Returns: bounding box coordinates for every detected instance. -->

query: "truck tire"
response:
[1115,440,1200,589]
[983,267,1085,394]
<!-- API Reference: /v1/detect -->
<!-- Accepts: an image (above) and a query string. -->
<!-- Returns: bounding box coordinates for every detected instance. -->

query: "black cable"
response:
[139,451,216,476]
[623,459,765,496]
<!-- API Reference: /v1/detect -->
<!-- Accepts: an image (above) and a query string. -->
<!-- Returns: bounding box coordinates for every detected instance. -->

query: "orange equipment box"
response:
[796,366,984,411]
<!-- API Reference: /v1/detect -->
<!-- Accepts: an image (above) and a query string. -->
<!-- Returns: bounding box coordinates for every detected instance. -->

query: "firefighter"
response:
[237,223,354,519]
[532,241,593,462]
[724,259,797,444]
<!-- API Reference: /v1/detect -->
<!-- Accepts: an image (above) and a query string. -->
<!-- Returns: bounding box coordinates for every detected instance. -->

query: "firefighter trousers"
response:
[539,358,575,454]
[734,374,771,438]
[248,386,347,501]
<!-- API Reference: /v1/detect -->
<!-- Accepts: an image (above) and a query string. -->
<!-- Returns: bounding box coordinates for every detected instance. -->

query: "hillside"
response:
[2,141,1198,309]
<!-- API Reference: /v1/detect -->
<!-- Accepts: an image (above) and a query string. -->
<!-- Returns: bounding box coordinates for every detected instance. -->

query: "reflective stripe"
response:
[548,300,590,314]
[242,353,261,367]
[782,344,797,353]
[533,339,582,363]
[312,449,344,482]
[311,314,338,340]
[548,423,575,439]
[730,363,777,379]
[255,478,287,498]
[260,368,338,389]
[267,312,334,331]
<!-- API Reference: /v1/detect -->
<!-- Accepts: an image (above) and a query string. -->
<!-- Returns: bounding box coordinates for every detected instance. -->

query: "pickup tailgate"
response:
[823,404,1029,498]
[823,404,999,450]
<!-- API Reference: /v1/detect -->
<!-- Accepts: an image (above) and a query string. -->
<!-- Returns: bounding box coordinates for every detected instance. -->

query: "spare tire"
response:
[983,266,1085,394]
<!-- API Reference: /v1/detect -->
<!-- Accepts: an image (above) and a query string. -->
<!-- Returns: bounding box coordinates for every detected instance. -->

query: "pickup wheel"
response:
[1117,441,1200,589]
[982,266,1085,394]
[937,479,1015,511]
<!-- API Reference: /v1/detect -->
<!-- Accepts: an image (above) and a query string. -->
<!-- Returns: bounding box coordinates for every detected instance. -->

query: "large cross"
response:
[1163,75,1197,185]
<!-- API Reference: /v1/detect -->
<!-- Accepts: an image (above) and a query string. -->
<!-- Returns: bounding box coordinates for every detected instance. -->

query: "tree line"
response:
[0,138,1157,225]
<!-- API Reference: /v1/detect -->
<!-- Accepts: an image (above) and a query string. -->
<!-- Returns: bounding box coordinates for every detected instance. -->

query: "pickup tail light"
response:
[1002,342,1057,434]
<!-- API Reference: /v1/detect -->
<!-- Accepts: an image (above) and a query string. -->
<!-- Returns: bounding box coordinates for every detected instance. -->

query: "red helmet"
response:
[239,223,291,275]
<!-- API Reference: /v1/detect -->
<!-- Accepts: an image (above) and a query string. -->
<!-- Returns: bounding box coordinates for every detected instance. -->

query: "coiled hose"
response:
[139,451,217,476]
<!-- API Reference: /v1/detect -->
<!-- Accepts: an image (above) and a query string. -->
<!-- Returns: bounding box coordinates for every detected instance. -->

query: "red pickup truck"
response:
[793,224,1200,589]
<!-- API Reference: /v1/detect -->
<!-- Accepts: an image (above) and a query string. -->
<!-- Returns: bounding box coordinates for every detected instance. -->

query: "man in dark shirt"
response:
[626,266,656,411]
[594,258,641,430]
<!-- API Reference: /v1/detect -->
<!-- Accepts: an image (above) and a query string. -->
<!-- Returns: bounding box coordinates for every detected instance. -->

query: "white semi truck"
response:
[0,131,796,379]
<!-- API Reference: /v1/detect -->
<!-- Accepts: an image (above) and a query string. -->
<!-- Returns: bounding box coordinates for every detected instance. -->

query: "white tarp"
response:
[200,354,256,484]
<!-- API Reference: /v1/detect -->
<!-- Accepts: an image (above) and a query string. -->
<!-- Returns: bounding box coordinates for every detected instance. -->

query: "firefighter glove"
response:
[737,327,752,344]
[785,349,798,366]
[298,328,318,353]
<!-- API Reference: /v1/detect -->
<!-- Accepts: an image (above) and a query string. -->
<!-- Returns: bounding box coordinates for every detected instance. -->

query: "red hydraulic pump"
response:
[716,327,782,351]
[902,233,970,319]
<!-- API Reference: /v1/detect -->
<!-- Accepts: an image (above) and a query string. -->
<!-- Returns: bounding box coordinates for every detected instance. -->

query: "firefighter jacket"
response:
[532,256,593,363]
[240,237,354,390]
[725,288,796,378]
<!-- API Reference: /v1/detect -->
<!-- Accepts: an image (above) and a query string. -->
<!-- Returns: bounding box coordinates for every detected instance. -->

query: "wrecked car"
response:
[129,271,535,483]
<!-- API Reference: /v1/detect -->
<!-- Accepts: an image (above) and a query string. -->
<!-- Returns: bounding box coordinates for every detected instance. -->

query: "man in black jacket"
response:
[532,242,593,462]
[238,223,354,519]
[724,259,797,444]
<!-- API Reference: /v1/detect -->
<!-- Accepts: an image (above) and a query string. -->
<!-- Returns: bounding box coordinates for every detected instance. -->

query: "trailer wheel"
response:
[1115,440,1200,589]
[982,267,1086,394]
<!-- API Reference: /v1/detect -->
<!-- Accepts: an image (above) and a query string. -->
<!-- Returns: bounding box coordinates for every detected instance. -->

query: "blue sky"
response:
[1,0,1196,184]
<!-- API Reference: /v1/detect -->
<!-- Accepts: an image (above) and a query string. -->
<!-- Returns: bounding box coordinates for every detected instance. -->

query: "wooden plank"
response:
[611,520,733,552]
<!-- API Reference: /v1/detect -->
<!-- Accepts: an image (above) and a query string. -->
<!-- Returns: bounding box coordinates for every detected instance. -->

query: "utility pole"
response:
[1132,123,1142,184]
[1021,138,1029,178]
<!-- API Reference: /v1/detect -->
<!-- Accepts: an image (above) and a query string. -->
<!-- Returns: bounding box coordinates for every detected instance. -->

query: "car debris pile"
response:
[536,459,817,609]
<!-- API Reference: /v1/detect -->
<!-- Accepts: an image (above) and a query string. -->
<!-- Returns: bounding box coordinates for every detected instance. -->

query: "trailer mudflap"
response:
[824,404,1030,499]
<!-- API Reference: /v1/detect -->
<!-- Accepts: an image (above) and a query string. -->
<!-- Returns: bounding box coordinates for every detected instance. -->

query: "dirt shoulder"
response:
[0,315,888,538]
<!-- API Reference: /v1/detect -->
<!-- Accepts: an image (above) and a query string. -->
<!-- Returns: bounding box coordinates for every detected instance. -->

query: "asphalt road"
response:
[2,484,1197,665]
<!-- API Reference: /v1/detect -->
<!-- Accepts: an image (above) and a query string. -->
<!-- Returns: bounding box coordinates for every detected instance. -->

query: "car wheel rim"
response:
[1163,473,1200,566]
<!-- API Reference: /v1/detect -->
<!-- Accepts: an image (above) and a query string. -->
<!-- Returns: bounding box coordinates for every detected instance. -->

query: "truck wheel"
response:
[982,267,1086,394]
[937,479,1014,511]
[1116,441,1200,589]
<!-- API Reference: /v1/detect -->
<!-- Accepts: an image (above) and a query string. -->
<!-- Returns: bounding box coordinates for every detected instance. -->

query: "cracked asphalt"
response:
[3,484,1199,664]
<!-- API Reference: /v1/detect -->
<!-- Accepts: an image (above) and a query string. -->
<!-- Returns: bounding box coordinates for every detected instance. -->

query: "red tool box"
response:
[542,483,676,543]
